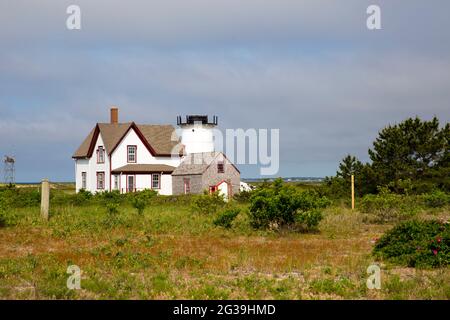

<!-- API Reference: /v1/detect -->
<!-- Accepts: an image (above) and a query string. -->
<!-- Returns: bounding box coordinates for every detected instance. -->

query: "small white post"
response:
[41,179,50,221]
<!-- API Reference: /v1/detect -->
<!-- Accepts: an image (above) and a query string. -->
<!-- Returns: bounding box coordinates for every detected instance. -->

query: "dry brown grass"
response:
[0,203,449,299]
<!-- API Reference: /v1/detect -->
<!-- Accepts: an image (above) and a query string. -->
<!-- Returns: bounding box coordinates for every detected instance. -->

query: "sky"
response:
[1,0,449,181]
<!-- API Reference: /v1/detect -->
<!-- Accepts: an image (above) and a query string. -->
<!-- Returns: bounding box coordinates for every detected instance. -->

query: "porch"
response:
[111,164,175,195]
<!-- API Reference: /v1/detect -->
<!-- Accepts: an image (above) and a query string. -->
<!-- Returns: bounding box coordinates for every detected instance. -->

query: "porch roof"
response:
[111,164,175,174]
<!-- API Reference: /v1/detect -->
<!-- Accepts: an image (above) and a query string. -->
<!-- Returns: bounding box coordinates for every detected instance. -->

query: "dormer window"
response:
[97,146,105,164]
[127,145,137,163]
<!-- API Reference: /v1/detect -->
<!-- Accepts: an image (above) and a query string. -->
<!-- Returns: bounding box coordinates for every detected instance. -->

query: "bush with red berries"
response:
[373,219,450,268]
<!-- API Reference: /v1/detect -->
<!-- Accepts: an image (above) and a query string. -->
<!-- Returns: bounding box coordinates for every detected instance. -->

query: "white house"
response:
[72,108,241,197]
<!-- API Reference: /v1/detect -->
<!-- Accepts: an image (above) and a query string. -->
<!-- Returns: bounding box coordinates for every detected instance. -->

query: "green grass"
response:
[0,187,449,299]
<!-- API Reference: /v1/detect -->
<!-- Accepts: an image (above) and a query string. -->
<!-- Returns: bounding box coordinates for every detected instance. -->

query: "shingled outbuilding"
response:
[172,152,240,198]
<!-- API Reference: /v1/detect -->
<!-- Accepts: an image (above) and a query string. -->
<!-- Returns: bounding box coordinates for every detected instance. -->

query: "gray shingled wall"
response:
[171,155,240,196]
[201,157,240,196]
[172,174,203,195]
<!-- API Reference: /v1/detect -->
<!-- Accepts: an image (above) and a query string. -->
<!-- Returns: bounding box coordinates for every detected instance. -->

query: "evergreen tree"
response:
[336,154,363,180]
[368,117,448,192]
[325,117,449,196]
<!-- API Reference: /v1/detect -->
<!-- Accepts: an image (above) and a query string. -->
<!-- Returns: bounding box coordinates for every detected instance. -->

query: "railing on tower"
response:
[177,115,218,126]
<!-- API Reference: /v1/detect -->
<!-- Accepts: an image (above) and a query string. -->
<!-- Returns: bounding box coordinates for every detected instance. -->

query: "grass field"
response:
[0,185,449,299]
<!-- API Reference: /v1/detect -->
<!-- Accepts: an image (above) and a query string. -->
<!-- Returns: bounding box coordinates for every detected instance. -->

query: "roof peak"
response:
[73,122,181,158]
[98,122,133,125]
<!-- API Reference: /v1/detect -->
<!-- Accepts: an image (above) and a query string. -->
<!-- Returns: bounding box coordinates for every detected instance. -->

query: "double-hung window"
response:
[97,146,105,164]
[152,174,160,189]
[114,175,119,190]
[96,172,105,190]
[81,172,87,190]
[127,146,137,163]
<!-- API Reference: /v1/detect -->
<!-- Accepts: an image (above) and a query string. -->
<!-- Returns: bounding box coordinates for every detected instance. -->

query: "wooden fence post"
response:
[41,179,49,221]
[351,175,355,210]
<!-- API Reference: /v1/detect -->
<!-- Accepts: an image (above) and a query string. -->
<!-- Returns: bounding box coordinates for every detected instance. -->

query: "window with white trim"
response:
[152,174,160,189]
[81,172,87,190]
[114,175,119,190]
[97,146,105,163]
[96,172,105,190]
[127,175,135,192]
[127,146,136,163]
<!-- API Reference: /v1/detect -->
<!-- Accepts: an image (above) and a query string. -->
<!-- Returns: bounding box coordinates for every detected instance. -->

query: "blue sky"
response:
[1,0,450,181]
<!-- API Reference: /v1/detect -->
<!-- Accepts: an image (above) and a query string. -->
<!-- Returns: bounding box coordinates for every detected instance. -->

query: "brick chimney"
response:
[110,107,118,124]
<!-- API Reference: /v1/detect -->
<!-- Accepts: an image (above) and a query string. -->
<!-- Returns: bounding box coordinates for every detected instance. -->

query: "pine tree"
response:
[368,117,448,192]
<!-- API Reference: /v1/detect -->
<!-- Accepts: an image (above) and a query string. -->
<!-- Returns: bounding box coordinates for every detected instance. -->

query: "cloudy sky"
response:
[1,0,449,181]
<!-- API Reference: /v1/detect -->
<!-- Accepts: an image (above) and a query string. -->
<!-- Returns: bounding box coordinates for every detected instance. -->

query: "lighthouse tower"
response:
[177,115,218,154]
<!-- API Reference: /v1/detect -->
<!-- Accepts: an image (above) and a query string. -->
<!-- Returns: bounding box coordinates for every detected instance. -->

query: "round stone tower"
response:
[177,115,218,154]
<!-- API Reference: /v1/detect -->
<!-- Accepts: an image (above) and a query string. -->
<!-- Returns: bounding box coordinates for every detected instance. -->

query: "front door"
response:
[127,175,135,192]
[217,181,230,200]
[184,178,190,194]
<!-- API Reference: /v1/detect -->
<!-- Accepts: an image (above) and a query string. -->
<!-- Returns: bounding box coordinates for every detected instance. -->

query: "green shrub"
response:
[233,190,252,203]
[0,192,19,227]
[106,203,119,215]
[248,178,330,231]
[129,189,157,214]
[213,208,240,229]
[131,197,146,215]
[97,190,123,204]
[134,189,158,201]
[0,186,40,208]
[17,188,41,207]
[373,220,450,268]
[74,189,93,205]
[0,211,6,228]
[0,208,18,228]
[359,188,419,223]
[151,194,193,206]
[422,190,450,208]
[191,191,225,215]
[411,180,440,194]
[296,209,323,230]
[320,176,348,199]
